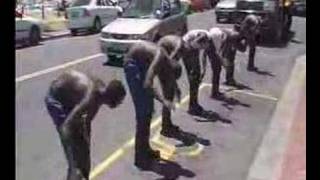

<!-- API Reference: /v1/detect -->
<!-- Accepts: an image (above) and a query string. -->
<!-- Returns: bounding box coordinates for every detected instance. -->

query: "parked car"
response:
[234,0,291,43]
[66,0,123,35]
[215,0,237,23]
[100,0,189,62]
[15,10,43,46]
[291,0,306,17]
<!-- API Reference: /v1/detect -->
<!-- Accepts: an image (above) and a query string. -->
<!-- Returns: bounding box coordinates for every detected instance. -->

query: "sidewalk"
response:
[246,55,306,180]
[278,91,306,180]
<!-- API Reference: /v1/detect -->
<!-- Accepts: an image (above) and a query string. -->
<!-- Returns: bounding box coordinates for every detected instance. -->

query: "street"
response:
[16,10,306,180]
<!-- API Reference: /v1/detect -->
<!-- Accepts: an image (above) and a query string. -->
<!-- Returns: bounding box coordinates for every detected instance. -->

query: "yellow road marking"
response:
[89,84,208,180]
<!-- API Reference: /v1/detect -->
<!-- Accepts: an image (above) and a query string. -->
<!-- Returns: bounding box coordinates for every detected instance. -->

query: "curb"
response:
[42,31,70,41]
[246,55,306,180]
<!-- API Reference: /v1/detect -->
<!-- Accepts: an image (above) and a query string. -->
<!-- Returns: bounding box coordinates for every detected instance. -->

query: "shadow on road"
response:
[173,129,211,147]
[258,30,296,48]
[224,81,253,91]
[149,159,196,180]
[193,110,233,124]
[250,67,275,77]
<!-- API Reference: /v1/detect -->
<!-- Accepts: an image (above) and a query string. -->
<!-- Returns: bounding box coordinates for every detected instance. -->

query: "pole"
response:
[42,0,45,19]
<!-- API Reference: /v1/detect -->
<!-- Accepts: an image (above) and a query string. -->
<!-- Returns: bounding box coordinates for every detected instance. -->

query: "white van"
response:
[66,0,123,35]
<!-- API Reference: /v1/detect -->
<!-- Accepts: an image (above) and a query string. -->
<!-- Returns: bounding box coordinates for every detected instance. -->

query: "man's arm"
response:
[144,49,166,104]
[235,35,247,52]
[169,37,183,61]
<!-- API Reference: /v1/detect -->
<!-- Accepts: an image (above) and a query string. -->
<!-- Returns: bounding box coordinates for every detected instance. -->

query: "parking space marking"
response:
[16,53,104,83]
[202,83,278,102]
[89,84,208,180]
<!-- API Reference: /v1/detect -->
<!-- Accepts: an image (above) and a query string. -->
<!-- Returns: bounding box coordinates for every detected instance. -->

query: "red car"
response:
[187,0,216,12]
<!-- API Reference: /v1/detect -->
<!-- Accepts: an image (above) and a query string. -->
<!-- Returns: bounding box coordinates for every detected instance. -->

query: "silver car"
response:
[215,0,237,23]
[100,0,189,62]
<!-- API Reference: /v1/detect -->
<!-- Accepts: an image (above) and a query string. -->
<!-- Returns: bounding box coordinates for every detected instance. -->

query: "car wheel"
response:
[92,17,102,33]
[71,29,78,36]
[29,26,40,46]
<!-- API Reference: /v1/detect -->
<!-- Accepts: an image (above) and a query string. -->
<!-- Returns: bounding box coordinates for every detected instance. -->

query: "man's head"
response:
[101,80,126,108]
[240,15,261,37]
[191,31,211,49]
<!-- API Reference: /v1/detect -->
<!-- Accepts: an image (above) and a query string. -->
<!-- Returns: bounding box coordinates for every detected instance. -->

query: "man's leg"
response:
[182,51,203,114]
[224,57,237,86]
[159,78,182,137]
[124,61,159,169]
[45,95,83,180]
[247,40,256,71]
[57,126,87,180]
[208,51,223,98]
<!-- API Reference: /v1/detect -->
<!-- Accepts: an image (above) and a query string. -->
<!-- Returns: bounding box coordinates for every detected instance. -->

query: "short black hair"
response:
[195,32,209,44]
[104,80,126,108]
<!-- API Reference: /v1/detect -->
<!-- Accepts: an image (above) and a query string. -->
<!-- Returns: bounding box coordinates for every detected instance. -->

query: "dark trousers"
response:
[248,39,256,69]
[182,49,202,111]
[124,59,155,163]
[45,94,90,180]
[207,50,222,96]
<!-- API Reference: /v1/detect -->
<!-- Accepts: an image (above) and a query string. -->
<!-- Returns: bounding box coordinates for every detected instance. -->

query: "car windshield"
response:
[122,0,161,18]
[71,0,91,7]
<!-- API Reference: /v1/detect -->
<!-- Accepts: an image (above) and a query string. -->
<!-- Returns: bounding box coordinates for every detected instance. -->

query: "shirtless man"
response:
[124,41,182,170]
[45,70,126,180]
[157,30,216,117]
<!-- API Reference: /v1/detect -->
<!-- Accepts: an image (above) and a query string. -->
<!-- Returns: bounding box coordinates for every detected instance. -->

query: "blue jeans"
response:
[45,93,72,127]
[45,93,90,180]
[124,59,154,160]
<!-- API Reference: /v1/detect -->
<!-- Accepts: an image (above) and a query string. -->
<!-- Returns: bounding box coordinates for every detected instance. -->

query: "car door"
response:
[15,13,30,41]
[98,0,119,26]
[160,0,186,35]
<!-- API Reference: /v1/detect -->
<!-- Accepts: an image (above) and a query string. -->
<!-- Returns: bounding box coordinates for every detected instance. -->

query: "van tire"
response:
[29,26,40,46]
[71,29,78,36]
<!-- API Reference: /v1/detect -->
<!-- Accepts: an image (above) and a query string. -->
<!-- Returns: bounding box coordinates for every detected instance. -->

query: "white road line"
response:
[202,83,278,101]
[16,53,104,83]
[229,89,278,101]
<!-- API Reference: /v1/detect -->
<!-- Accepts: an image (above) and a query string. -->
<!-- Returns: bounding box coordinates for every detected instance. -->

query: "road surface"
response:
[16,10,306,180]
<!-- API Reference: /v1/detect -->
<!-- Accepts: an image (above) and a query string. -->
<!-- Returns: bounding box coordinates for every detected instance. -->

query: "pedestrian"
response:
[240,14,261,71]
[157,30,216,118]
[208,24,247,89]
[124,40,183,170]
[45,70,126,180]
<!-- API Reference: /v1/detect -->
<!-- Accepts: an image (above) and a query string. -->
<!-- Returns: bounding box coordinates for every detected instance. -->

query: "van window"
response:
[122,0,161,18]
[71,0,91,7]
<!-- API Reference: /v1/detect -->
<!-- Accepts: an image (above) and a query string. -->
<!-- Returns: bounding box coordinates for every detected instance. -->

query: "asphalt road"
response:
[15,10,306,180]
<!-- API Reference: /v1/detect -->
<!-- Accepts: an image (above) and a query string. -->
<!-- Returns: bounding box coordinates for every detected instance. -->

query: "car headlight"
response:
[101,32,112,39]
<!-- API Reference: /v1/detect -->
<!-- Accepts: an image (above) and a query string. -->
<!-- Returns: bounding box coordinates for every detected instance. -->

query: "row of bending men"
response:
[44,14,261,180]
